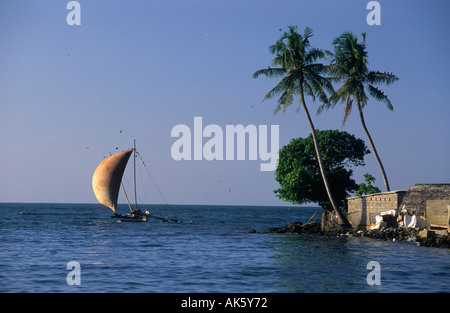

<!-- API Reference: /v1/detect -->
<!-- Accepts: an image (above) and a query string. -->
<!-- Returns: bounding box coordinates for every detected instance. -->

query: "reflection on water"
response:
[272,234,367,292]
[271,233,450,292]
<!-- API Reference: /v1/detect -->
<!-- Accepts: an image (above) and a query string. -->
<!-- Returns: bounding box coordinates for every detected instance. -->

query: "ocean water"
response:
[0,203,449,293]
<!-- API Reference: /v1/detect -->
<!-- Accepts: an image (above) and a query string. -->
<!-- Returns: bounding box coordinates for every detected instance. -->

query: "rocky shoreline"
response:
[258,221,450,249]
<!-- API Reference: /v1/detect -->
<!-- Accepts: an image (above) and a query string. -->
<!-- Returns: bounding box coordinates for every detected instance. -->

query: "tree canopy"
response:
[356,173,381,196]
[274,130,369,211]
[252,26,333,114]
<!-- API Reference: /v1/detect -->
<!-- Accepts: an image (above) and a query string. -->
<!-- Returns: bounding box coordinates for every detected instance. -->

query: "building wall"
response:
[399,184,450,217]
[347,191,407,228]
[347,184,450,229]
[426,200,449,229]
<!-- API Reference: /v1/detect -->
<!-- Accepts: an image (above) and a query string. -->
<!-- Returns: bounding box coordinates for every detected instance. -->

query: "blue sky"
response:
[1,0,449,206]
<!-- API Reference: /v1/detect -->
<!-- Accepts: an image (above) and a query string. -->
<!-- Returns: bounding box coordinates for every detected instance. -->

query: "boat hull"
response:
[113,214,148,222]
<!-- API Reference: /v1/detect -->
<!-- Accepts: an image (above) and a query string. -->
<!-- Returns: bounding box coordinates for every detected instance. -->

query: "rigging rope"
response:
[135,149,170,206]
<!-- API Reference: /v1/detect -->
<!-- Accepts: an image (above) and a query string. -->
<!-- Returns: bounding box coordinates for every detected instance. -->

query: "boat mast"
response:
[134,139,137,211]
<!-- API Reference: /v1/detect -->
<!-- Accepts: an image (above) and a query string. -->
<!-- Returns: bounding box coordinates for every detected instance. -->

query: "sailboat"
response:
[92,141,181,222]
[92,141,150,222]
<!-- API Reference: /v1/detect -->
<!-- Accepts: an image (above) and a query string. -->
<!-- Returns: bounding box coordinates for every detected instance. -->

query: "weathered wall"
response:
[426,200,449,229]
[399,184,450,218]
[347,191,407,228]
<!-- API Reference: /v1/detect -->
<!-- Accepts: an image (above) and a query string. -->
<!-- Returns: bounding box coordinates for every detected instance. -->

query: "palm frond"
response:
[261,75,291,101]
[278,86,295,114]
[252,67,286,79]
[262,72,298,111]
[323,64,346,82]
[342,98,353,126]
[367,71,399,85]
[367,85,394,111]
[303,26,313,39]
[304,70,331,104]
[302,80,316,103]
[356,85,369,108]
[304,48,326,65]
[328,85,350,107]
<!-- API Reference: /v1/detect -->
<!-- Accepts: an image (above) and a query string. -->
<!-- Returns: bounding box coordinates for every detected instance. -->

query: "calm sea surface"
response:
[0,203,449,293]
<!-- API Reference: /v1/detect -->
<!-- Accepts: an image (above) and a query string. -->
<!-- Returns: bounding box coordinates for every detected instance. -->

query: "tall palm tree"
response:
[321,32,398,192]
[253,26,351,228]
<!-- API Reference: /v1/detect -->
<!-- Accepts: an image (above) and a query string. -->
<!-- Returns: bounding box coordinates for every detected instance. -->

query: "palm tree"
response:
[253,26,351,228]
[321,32,398,192]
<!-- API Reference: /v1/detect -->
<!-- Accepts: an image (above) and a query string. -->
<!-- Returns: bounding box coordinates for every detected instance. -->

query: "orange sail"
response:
[92,149,133,212]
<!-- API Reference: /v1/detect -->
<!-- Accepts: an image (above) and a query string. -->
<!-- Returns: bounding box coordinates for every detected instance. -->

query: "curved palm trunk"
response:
[300,91,352,228]
[357,101,390,192]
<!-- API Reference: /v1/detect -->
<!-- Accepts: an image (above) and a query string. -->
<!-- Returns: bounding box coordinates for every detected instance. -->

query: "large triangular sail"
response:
[92,149,133,213]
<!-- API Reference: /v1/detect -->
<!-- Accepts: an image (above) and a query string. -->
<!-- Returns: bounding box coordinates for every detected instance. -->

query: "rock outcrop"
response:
[261,222,450,248]
[263,221,321,234]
